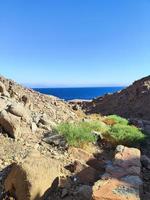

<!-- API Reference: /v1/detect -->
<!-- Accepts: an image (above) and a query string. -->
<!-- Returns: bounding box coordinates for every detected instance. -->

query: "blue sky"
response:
[0,0,150,87]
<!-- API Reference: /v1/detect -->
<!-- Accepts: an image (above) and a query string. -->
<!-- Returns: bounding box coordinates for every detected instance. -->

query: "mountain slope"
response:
[83,75,150,120]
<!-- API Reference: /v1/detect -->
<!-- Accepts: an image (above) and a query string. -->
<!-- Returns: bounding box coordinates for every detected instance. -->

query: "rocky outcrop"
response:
[0,110,21,138]
[0,75,79,199]
[0,75,77,124]
[0,76,78,139]
[82,76,150,120]
[93,145,142,200]
[4,151,61,200]
[0,75,148,200]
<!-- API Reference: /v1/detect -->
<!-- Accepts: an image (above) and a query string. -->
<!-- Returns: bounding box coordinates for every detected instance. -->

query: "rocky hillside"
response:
[0,75,78,170]
[0,75,149,200]
[82,76,150,120]
[0,75,77,124]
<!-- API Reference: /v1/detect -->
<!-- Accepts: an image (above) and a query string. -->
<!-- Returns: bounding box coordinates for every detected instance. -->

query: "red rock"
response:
[69,147,94,163]
[114,146,141,168]
[93,178,140,200]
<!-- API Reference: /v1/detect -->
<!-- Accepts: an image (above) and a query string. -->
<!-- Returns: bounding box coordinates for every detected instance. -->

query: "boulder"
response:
[0,110,21,138]
[8,103,31,122]
[114,145,141,168]
[73,162,100,185]
[93,145,142,200]
[68,147,94,163]
[66,161,100,184]
[93,178,140,200]
[43,132,67,149]
[4,151,61,200]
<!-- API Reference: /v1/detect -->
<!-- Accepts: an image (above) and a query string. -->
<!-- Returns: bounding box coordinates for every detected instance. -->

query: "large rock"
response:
[93,145,142,200]
[93,178,140,200]
[4,151,61,200]
[43,132,67,149]
[66,160,100,184]
[8,103,31,122]
[0,110,21,138]
[114,145,141,168]
[68,147,95,163]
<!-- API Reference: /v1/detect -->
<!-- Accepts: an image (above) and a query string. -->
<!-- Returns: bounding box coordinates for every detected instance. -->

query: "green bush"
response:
[81,120,110,133]
[54,121,109,147]
[106,115,128,125]
[103,124,145,145]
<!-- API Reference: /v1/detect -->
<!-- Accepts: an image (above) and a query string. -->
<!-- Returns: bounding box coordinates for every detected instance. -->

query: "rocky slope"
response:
[0,75,79,172]
[81,76,150,120]
[0,75,149,200]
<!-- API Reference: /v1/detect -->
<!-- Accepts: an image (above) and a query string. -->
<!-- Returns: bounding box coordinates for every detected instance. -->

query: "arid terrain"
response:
[0,75,150,200]
[79,76,150,120]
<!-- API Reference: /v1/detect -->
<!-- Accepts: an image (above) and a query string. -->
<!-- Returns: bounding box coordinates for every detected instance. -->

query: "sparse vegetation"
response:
[103,123,145,146]
[54,115,145,147]
[54,121,108,147]
[105,115,128,125]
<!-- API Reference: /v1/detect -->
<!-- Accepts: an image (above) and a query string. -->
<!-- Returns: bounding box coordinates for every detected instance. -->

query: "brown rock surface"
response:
[0,110,21,138]
[8,102,31,122]
[93,178,140,200]
[0,75,79,199]
[4,151,61,200]
[82,75,150,120]
[0,75,77,124]
[93,145,142,200]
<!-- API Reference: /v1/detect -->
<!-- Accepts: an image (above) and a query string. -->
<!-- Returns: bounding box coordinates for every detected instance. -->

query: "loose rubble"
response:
[0,75,149,200]
[92,146,142,200]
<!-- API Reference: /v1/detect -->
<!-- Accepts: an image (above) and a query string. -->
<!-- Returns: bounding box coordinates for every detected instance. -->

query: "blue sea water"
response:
[33,87,124,101]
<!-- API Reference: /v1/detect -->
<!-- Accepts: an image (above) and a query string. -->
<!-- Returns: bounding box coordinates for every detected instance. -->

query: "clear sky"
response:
[0,0,150,87]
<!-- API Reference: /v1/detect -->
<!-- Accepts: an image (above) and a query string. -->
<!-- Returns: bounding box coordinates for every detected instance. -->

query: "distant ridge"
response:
[83,75,150,120]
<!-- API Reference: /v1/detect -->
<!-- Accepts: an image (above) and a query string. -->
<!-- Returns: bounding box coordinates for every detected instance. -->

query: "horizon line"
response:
[30,85,127,89]
[22,83,128,88]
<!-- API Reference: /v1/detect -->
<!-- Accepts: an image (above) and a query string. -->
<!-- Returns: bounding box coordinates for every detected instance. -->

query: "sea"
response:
[33,87,124,101]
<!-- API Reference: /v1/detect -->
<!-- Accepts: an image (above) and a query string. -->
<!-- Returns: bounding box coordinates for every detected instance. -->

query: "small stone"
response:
[34,143,39,150]
[31,122,37,133]
[115,145,125,153]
